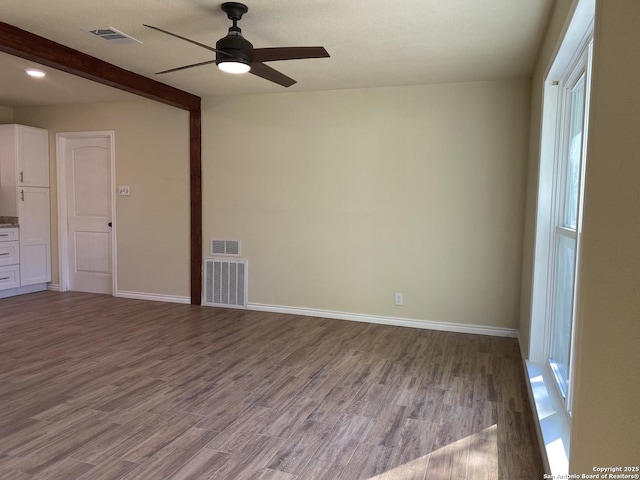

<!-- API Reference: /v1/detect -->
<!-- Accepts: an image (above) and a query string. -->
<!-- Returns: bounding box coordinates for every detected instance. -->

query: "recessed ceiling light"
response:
[25,68,46,78]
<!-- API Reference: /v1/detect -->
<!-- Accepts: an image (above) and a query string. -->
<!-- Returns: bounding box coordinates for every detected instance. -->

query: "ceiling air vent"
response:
[86,27,142,45]
[211,239,241,257]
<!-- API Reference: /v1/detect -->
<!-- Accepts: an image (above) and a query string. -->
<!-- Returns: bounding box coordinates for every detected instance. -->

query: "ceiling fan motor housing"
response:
[216,2,253,66]
[215,30,253,64]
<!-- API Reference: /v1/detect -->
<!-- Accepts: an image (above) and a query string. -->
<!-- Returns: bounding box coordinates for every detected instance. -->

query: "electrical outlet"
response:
[118,185,131,196]
[395,292,404,306]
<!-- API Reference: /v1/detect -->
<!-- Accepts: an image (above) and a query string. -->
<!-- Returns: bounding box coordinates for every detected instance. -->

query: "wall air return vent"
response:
[203,258,248,308]
[86,27,142,45]
[210,239,241,256]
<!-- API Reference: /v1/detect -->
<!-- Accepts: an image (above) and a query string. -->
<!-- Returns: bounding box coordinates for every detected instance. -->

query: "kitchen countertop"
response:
[0,217,19,228]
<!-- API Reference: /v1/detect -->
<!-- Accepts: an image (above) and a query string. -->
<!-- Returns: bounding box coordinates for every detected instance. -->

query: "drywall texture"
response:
[519,0,574,357]
[13,100,190,297]
[203,80,530,328]
[569,0,640,471]
[0,106,13,123]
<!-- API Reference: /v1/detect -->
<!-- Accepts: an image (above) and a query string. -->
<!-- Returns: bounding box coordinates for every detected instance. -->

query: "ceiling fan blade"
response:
[143,24,231,57]
[249,46,329,63]
[156,59,218,75]
[249,62,296,87]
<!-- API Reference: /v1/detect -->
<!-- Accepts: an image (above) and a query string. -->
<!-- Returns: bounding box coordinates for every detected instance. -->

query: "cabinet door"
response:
[18,126,49,187]
[19,187,51,285]
[0,241,20,267]
[0,265,20,290]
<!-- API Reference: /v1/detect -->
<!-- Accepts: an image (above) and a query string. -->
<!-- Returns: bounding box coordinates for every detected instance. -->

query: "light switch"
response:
[118,186,131,196]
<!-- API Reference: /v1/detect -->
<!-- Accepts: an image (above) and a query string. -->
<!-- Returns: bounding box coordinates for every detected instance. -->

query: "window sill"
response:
[526,360,571,476]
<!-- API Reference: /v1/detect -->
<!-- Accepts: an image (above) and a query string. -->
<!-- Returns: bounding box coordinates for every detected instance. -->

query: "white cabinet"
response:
[0,240,20,266]
[0,228,20,290]
[0,124,51,294]
[17,126,50,187]
[0,265,21,290]
[0,228,19,242]
[0,125,50,213]
[18,188,51,285]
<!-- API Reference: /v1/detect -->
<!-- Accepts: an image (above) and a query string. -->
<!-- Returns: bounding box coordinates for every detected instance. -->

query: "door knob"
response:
[108,222,112,227]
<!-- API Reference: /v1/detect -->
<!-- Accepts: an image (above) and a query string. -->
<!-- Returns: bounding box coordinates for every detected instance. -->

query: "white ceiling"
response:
[0,0,554,107]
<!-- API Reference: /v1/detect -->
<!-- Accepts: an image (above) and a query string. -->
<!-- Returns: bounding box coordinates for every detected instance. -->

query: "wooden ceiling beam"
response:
[0,20,203,305]
[0,21,200,111]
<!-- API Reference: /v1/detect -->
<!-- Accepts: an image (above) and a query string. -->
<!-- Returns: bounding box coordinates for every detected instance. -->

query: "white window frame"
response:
[526,0,594,476]
[544,44,591,411]
[536,19,593,419]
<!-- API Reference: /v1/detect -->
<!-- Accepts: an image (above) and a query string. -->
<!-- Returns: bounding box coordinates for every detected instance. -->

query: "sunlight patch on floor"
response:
[367,425,499,479]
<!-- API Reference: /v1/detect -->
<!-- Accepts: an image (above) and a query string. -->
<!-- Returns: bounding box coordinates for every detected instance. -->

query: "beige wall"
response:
[13,100,190,297]
[202,80,531,329]
[9,79,531,329]
[0,106,13,123]
[570,0,640,471]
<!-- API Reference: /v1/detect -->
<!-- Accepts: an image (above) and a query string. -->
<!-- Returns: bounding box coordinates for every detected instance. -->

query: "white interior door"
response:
[62,135,114,294]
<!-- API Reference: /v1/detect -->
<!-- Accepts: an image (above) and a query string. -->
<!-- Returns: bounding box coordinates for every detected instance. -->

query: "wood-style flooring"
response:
[0,292,543,479]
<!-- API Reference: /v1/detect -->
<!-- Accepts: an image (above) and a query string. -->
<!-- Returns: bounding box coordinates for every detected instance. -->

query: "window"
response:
[530,5,593,418]
[527,2,594,474]
[547,54,590,405]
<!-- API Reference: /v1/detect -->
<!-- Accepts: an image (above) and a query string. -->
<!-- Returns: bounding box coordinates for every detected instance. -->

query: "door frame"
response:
[56,131,117,294]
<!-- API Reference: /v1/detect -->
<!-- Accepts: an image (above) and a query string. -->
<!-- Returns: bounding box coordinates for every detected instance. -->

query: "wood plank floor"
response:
[0,292,543,479]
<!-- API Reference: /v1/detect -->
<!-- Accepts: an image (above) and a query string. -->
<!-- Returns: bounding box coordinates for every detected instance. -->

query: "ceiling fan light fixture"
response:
[217,59,251,74]
[146,1,328,87]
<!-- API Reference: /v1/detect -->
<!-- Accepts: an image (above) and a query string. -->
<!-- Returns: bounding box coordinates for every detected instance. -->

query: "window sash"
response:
[544,42,591,413]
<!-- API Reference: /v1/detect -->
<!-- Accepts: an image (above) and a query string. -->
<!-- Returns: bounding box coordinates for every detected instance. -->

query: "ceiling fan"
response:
[143,2,330,87]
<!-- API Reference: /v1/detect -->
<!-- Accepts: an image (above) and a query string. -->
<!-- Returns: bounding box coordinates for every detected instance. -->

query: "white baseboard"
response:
[44,287,518,337]
[247,302,518,338]
[0,283,48,299]
[48,283,61,292]
[115,290,190,304]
